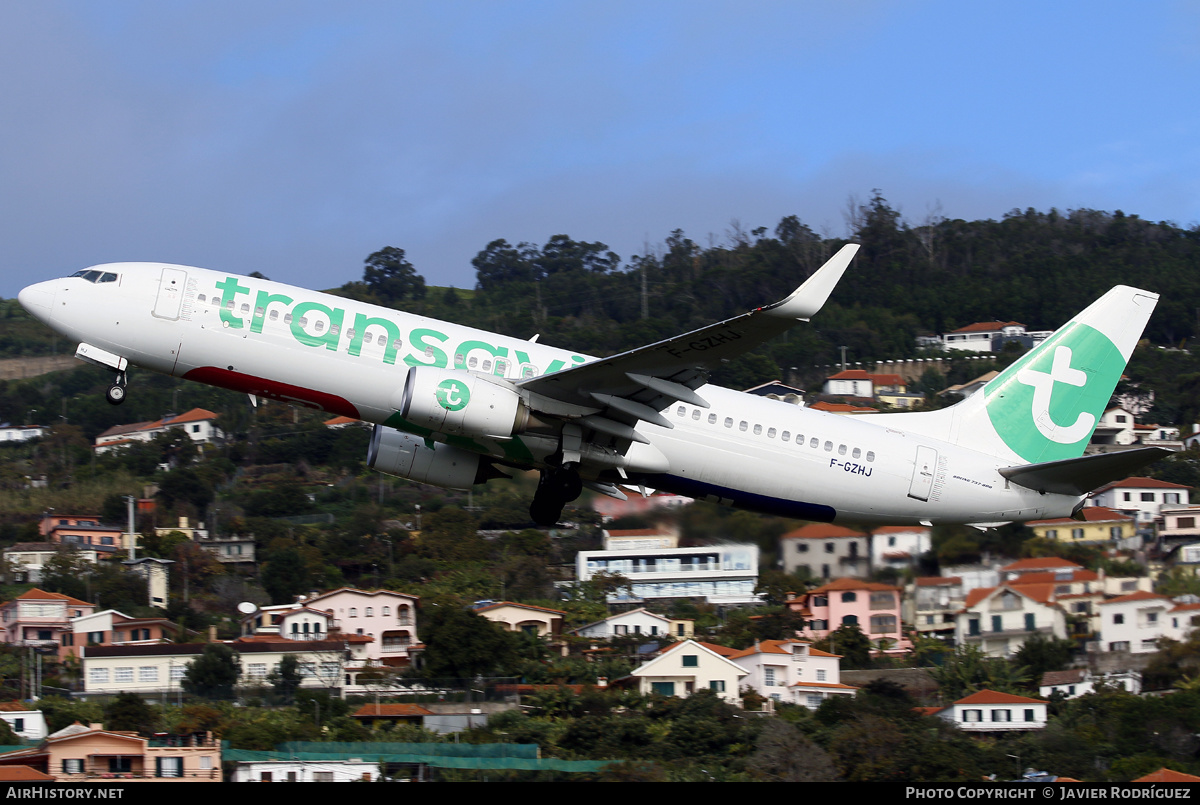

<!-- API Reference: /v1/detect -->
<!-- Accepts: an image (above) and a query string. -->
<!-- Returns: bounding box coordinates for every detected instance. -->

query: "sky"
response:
[2,1,1199,300]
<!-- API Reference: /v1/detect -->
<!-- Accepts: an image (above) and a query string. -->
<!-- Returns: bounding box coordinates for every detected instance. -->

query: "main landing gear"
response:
[105,372,128,406]
[529,464,583,526]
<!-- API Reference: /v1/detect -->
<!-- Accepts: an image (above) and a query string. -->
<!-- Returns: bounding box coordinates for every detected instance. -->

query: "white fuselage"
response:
[18,263,1080,526]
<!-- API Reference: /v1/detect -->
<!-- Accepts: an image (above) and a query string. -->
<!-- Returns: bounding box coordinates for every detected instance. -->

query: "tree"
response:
[267,654,303,704]
[182,644,241,700]
[363,247,426,305]
[418,605,518,679]
[104,692,157,734]
[261,547,311,605]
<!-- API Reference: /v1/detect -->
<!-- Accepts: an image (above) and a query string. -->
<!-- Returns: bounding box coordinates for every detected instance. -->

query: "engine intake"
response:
[399,366,527,439]
[368,425,486,490]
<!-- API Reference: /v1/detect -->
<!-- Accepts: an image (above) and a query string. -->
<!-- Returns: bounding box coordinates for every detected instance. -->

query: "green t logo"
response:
[985,322,1124,463]
[435,379,471,411]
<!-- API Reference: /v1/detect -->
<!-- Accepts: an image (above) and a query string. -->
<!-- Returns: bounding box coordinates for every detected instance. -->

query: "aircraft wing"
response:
[517,244,858,441]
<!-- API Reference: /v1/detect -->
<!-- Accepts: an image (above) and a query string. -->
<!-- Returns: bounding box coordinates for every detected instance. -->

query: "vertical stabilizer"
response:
[882,285,1158,464]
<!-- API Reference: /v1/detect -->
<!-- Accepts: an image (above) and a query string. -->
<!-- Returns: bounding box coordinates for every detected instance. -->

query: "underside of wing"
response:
[998,447,1172,497]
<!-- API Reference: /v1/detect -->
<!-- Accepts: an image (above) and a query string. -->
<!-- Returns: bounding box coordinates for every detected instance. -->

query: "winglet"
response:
[765,243,859,320]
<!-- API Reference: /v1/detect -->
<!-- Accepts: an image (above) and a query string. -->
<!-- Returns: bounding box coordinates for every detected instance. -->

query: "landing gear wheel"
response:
[105,384,126,406]
[529,497,565,527]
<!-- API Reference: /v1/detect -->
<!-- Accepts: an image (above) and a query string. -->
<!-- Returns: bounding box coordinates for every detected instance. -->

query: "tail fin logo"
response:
[985,321,1122,463]
[1016,345,1096,444]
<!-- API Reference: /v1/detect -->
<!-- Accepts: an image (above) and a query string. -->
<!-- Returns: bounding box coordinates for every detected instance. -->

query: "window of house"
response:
[1113,613,1124,624]
[816,669,827,681]
[1024,709,1036,722]
[139,666,158,682]
[709,680,726,693]
[114,667,133,683]
[764,668,776,686]
[1142,493,1155,502]
[992,709,1012,722]
[682,655,698,667]
[963,709,982,722]
[842,592,857,603]
[63,759,84,774]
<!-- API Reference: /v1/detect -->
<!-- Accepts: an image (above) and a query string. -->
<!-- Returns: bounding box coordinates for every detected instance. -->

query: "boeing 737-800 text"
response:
[17,245,1167,526]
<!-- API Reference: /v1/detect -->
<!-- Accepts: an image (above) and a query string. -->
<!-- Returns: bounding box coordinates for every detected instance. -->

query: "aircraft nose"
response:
[18,281,55,324]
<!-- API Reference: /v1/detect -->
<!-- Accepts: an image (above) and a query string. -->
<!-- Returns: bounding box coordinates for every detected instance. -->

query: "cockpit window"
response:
[69,270,119,283]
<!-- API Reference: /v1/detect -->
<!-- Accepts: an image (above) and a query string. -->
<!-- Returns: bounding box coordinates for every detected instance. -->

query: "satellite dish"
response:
[237,601,257,615]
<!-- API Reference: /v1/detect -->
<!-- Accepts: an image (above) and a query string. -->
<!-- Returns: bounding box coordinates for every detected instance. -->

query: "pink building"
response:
[789,578,910,653]
[0,589,95,650]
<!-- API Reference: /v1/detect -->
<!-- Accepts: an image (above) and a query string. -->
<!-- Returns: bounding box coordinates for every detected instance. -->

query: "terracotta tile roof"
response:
[1134,768,1200,783]
[0,702,34,713]
[1099,590,1170,605]
[0,767,54,781]
[353,704,434,718]
[1093,476,1191,492]
[955,689,1047,705]
[1027,506,1133,526]
[827,369,870,380]
[916,576,962,587]
[874,525,931,534]
[323,415,359,426]
[1009,570,1099,585]
[809,578,900,594]
[692,641,739,657]
[474,601,566,616]
[11,588,94,608]
[1000,557,1083,573]
[725,639,838,660]
[1040,669,1086,687]
[963,584,1058,608]
[808,401,877,413]
[790,680,857,691]
[949,321,1024,334]
[782,524,866,540]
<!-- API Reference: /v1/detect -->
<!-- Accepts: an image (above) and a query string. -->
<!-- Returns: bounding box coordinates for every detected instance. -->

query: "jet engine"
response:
[368,425,489,490]
[399,366,529,439]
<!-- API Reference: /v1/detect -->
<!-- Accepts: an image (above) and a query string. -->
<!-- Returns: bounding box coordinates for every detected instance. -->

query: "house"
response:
[37,514,125,553]
[0,589,95,650]
[907,576,965,640]
[789,578,909,652]
[0,703,47,742]
[871,525,931,570]
[628,640,747,706]
[570,608,693,640]
[601,527,679,551]
[3,543,104,584]
[1026,507,1135,547]
[350,703,434,729]
[1097,591,1172,653]
[250,588,420,665]
[576,543,760,604]
[1039,668,1142,699]
[998,557,1084,582]
[473,601,564,637]
[806,401,878,415]
[1004,566,1148,640]
[0,424,49,443]
[93,408,222,454]
[726,639,856,709]
[780,524,870,579]
[1088,477,1191,527]
[955,583,1069,658]
[0,722,221,781]
[938,689,1049,731]
[1159,507,1200,547]
[229,757,380,783]
[80,639,368,697]
[823,369,876,398]
[61,609,179,662]
[940,321,1050,353]
[938,371,998,400]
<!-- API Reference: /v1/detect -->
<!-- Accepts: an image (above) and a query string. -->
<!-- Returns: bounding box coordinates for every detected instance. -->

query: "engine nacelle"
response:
[368,425,485,490]
[399,366,527,439]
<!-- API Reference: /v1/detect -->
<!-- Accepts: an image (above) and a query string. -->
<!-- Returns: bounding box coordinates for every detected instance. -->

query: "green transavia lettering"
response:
[215,276,586,378]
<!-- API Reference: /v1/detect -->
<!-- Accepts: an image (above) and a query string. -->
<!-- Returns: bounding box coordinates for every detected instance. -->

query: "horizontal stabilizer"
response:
[998,447,1172,497]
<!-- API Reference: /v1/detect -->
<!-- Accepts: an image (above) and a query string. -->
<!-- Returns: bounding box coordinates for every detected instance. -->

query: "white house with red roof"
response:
[955,583,1069,658]
[1088,477,1190,526]
[788,578,910,652]
[937,689,1049,731]
[629,639,747,707]
[1097,591,1172,653]
[473,601,565,637]
[780,524,869,579]
[726,639,856,709]
[94,408,222,454]
[940,321,1050,354]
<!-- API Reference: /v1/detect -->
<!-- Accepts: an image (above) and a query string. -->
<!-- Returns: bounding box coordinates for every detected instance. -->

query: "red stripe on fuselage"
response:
[183,367,360,418]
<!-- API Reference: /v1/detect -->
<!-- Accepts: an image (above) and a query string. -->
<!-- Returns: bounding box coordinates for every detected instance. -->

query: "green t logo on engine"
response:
[435,378,471,412]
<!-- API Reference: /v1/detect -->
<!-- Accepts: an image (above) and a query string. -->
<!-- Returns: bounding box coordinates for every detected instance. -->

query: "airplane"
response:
[17,245,1169,528]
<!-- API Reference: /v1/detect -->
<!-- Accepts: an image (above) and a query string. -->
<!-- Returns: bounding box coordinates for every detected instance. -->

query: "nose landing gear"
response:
[105,372,128,406]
